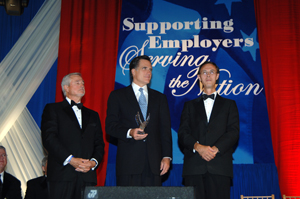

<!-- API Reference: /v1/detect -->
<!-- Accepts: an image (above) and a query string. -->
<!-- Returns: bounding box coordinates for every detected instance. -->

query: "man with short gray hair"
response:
[41,73,105,199]
[0,146,22,199]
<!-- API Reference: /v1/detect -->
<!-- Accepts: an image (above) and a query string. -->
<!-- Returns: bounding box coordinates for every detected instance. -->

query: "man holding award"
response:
[106,55,172,186]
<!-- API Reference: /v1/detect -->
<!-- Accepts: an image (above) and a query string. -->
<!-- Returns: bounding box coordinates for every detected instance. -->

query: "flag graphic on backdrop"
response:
[111,0,274,165]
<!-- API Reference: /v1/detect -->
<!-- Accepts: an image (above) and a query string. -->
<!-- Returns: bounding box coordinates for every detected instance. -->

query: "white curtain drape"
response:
[0,0,61,195]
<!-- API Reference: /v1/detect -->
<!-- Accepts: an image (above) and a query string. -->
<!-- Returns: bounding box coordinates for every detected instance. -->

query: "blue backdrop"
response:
[111,0,274,165]
[106,0,280,198]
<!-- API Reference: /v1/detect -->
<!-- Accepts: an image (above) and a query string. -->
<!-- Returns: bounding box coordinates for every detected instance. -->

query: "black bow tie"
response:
[71,100,83,109]
[202,94,215,100]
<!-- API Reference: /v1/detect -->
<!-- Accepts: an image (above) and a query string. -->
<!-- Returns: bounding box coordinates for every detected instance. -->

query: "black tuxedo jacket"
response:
[25,176,48,199]
[41,100,105,184]
[105,85,172,176]
[178,94,239,178]
[0,172,22,199]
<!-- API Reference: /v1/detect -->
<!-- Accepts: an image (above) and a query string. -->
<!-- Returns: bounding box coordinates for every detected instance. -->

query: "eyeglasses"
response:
[200,70,216,76]
[0,154,7,158]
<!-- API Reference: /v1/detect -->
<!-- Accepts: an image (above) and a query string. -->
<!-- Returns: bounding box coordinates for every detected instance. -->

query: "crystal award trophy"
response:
[135,111,150,134]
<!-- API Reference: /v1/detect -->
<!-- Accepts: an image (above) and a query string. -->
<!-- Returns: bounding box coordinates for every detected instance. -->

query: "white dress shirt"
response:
[193,91,217,153]
[203,91,217,122]
[0,171,4,183]
[63,97,98,170]
[66,97,82,128]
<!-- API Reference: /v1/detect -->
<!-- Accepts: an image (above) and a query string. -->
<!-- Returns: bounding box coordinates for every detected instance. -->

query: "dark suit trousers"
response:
[117,149,161,186]
[184,173,231,199]
[49,174,93,199]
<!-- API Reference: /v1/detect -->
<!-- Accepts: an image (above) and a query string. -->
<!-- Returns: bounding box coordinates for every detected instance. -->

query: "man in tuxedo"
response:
[178,61,239,199]
[0,146,22,199]
[106,55,172,186]
[41,73,105,199]
[25,156,48,199]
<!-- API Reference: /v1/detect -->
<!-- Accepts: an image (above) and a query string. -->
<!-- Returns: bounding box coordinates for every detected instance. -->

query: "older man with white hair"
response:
[41,73,105,199]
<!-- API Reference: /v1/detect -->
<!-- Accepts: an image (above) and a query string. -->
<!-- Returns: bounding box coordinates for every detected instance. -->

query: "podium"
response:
[84,186,194,199]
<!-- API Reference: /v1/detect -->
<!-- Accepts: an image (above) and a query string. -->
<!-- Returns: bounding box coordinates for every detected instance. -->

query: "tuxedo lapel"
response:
[81,107,90,132]
[195,96,208,125]
[209,94,223,124]
[62,100,81,130]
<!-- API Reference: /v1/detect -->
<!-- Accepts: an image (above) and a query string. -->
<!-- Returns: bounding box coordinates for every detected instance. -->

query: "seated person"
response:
[25,156,48,199]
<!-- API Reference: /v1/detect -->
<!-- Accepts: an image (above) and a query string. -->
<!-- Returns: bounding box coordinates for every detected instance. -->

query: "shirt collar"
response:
[66,97,81,105]
[132,82,148,94]
[0,171,4,183]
